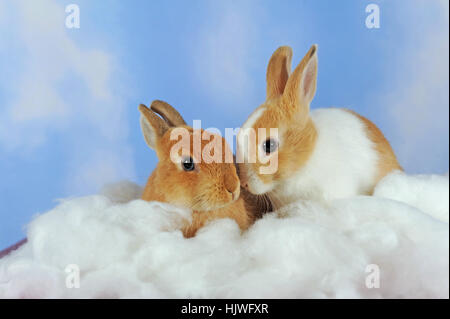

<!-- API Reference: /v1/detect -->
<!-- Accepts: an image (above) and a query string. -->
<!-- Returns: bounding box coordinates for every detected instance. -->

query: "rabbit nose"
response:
[227,187,240,201]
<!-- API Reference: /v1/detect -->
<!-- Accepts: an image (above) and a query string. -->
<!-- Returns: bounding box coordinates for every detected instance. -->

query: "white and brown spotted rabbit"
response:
[237,45,402,208]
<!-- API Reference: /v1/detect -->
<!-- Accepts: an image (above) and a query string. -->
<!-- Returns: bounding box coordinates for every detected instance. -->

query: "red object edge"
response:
[0,238,27,259]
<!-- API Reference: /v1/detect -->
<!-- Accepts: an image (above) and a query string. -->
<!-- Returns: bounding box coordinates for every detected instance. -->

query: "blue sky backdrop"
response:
[0,0,448,248]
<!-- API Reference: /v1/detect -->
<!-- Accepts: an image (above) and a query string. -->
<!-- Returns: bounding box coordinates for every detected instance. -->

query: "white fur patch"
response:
[237,106,266,162]
[273,108,379,204]
[246,170,273,195]
[242,106,266,130]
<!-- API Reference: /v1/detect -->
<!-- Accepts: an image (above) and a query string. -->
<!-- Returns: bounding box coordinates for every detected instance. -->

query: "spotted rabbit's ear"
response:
[283,44,318,119]
[138,104,169,150]
[266,46,293,100]
[150,100,186,127]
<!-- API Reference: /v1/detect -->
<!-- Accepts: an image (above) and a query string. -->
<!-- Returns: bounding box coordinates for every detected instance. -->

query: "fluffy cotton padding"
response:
[0,172,448,298]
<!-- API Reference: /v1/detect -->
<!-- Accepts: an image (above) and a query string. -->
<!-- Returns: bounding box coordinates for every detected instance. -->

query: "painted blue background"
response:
[0,0,448,248]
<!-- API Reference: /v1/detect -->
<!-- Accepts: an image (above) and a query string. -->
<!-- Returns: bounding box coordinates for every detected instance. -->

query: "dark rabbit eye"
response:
[182,156,195,171]
[262,138,278,154]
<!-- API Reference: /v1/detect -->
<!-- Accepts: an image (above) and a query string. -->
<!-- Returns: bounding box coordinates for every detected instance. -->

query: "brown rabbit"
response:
[139,100,267,238]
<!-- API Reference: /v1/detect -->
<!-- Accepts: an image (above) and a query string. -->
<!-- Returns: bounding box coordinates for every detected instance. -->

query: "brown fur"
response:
[266,46,293,100]
[182,198,250,238]
[238,99,318,188]
[238,46,319,191]
[140,102,256,238]
[345,110,402,186]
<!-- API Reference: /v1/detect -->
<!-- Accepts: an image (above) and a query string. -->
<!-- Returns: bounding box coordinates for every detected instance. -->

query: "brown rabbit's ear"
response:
[283,44,318,118]
[150,100,186,127]
[266,46,293,100]
[138,104,169,149]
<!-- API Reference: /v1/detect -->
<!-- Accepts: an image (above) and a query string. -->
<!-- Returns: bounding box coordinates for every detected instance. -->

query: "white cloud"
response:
[0,0,134,193]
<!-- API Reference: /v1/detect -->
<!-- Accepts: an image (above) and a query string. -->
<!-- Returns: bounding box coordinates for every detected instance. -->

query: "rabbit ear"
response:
[138,104,169,149]
[283,44,318,118]
[150,100,186,127]
[266,46,293,100]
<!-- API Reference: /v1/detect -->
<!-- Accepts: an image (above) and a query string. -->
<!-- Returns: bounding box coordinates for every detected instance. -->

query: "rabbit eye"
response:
[262,138,278,154]
[182,156,195,171]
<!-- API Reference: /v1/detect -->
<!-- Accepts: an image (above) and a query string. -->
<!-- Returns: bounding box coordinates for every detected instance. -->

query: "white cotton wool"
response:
[374,171,449,222]
[0,173,448,299]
